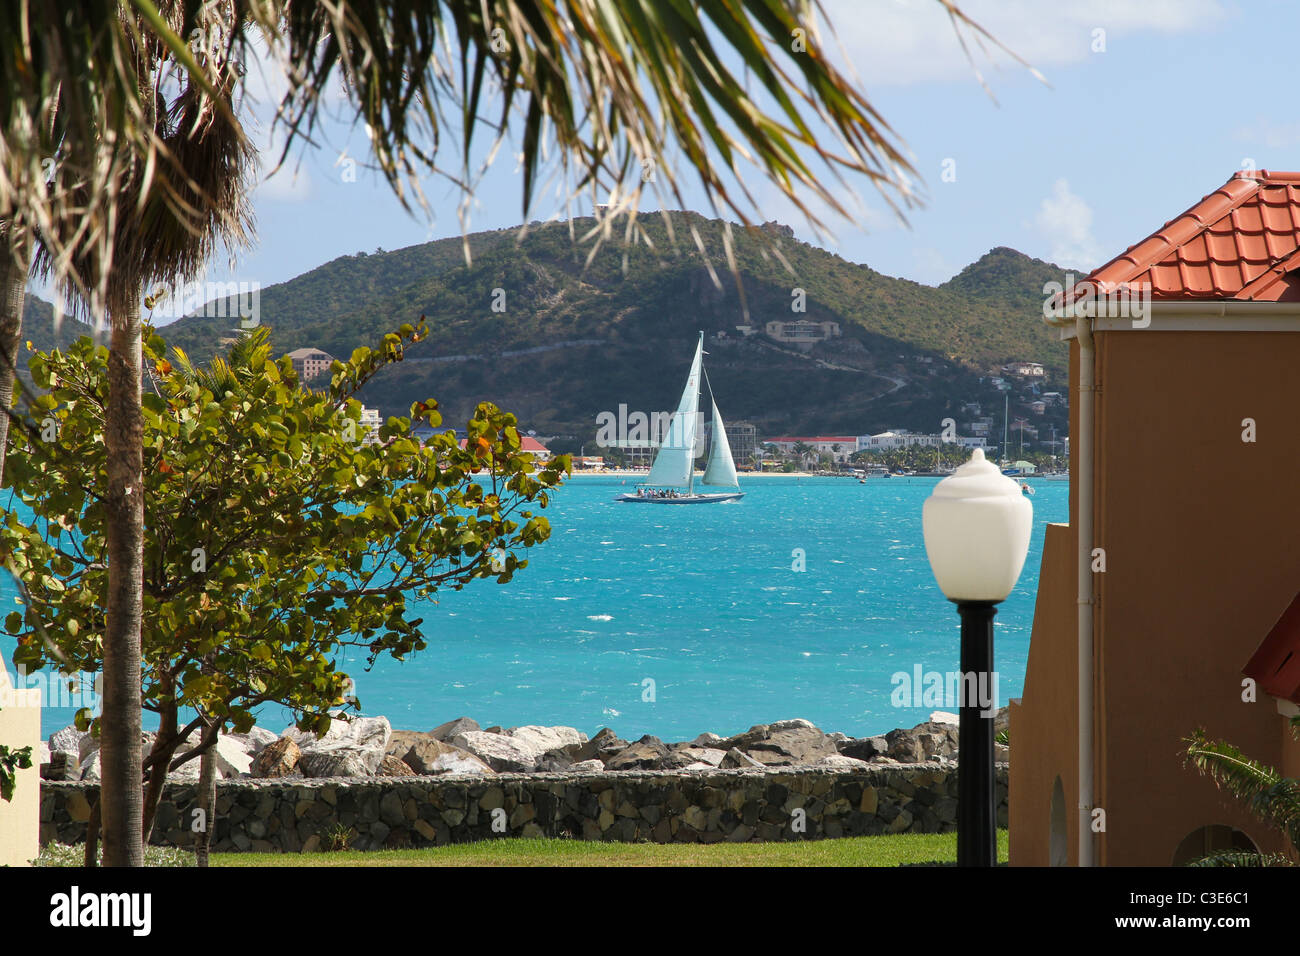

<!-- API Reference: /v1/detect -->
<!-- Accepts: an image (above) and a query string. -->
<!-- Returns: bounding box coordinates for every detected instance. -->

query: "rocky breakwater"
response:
[38,711,1011,849]
[38,709,1010,785]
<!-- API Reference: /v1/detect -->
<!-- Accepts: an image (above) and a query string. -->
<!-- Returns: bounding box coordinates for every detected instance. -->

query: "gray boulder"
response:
[838,735,889,761]
[386,730,431,758]
[719,748,765,769]
[78,733,98,763]
[251,737,300,777]
[285,715,391,775]
[505,725,587,753]
[212,735,254,777]
[817,753,873,770]
[662,745,726,769]
[536,749,575,772]
[715,724,770,752]
[430,717,481,741]
[41,750,79,781]
[885,727,924,763]
[573,727,628,763]
[299,748,372,777]
[377,754,416,776]
[605,735,669,771]
[739,725,838,766]
[47,725,85,757]
[402,738,494,775]
[449,730,540,772]
[228,726,278,756]
[767,718,818,732]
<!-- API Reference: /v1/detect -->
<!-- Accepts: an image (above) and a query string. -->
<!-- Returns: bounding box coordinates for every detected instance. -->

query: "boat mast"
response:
[689,330,702,495]
[1002,391,1009,465]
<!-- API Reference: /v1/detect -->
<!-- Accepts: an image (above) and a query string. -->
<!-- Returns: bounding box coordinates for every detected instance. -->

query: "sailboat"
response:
[615,332,745,504]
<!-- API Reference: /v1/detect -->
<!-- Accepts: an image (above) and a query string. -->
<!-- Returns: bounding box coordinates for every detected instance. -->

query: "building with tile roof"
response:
[285,347,334,382]
[1012,169,1300,867]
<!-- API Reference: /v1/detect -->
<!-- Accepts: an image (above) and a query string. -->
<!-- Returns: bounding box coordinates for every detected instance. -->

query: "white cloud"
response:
[819,0,1226,88]
[237,31,357,203]
[1233,117,1300,151]
[252,127,313,203]
[1032,177,1101,268]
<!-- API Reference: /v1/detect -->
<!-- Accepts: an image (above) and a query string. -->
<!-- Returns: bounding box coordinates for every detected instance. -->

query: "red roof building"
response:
[457,435,552,456]
[1014,168,1300,867]
[1082,169,1300,301]
[1244,591,1300,707]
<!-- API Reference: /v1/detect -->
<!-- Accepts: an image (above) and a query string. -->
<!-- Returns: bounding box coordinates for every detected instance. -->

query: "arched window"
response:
[1049,777,1067,867]
[1171,825,1259,866]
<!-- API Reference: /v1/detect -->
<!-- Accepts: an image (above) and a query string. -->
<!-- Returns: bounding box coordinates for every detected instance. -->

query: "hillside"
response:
[152,212,1070,441]
[19,297,100,354]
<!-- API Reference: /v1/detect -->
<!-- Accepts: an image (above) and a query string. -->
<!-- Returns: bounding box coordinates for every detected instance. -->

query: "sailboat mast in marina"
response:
[615,332,745,504]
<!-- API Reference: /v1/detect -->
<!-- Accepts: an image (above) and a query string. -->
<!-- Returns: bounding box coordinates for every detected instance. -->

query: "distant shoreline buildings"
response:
[764,430,989,464]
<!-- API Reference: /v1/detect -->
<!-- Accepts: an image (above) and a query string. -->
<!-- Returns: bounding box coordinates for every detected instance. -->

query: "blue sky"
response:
[136,0,1300,319]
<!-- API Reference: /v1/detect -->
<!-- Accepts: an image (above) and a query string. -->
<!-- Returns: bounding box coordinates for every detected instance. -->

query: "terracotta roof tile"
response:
[1073,170,1300,301]
[1244,591,1300,705]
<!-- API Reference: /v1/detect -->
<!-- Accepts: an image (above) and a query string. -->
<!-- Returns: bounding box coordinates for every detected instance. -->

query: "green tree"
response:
[1,321,567,856]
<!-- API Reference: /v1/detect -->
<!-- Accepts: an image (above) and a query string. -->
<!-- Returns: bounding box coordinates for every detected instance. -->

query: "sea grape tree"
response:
[0,320,567,833]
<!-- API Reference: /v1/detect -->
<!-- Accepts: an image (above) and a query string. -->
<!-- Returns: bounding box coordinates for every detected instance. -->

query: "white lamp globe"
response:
[922,448,1033,603]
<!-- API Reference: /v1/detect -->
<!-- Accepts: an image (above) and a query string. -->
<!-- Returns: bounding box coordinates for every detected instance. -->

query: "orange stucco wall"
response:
[1009,521,1078,866]
[1014,327,1300,866]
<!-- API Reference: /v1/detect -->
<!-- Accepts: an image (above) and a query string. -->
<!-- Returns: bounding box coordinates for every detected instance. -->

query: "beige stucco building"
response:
[1011,170,1300,866]
[0,662,40,867]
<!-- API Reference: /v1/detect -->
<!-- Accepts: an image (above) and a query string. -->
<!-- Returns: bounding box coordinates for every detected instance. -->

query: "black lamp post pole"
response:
[956,599,997,867]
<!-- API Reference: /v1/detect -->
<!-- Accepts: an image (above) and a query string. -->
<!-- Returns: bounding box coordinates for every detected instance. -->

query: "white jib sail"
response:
[702,398,739,488]
[644,335,702,487]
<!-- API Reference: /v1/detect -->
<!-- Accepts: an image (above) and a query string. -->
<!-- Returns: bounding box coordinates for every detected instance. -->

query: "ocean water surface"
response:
[7,475,1067,741]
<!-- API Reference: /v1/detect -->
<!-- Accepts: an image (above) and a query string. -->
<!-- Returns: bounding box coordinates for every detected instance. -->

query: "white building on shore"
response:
[763,436,858,462]
[857,429,987,452]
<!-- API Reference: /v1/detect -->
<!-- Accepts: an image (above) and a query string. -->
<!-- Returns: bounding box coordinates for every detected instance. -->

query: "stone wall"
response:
[41,765,1009,852]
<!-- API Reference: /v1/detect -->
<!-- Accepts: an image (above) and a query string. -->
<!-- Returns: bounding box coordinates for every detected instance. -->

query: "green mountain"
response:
[150,212,1070,442]
[20,297,100,354]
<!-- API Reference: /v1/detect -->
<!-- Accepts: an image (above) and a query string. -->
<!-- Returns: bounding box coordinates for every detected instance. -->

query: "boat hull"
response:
[615,491,745,504]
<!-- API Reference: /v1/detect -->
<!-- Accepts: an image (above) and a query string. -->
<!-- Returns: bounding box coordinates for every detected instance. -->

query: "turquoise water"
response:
[6,476,1067,741]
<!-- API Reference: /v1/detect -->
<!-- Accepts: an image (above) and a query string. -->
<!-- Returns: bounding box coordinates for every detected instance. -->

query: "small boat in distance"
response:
[615,333,744,504]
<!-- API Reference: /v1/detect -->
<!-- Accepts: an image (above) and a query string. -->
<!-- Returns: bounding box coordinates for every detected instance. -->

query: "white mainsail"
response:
[644,335,703,488]
[702,398,739,488]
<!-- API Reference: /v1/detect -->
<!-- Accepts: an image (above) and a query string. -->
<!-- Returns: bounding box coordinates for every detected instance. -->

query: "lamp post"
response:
[922,448,1032,866]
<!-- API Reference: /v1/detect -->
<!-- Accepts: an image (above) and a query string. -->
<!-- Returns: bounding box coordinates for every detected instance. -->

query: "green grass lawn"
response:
[210,830,1009,867]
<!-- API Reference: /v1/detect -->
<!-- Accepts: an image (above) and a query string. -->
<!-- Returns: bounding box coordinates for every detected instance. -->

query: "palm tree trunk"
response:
[100,291,144,867]
[0,230,29,489]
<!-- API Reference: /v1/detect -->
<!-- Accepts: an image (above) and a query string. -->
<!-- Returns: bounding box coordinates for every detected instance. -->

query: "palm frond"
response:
[1185,849,1293,868]
[3,1,1035,306]
[1184,728,1300,849]
[250,0,1032,249]
[2,1,254,320]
